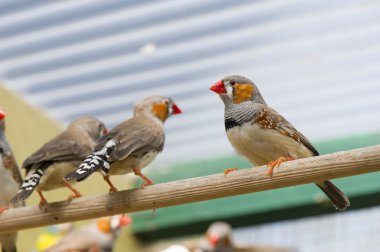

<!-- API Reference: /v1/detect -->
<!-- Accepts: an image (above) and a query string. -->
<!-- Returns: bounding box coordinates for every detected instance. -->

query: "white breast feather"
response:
[227,123,313,166]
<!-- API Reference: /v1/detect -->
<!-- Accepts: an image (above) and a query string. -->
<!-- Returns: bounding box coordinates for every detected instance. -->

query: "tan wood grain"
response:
[0,145,379,234]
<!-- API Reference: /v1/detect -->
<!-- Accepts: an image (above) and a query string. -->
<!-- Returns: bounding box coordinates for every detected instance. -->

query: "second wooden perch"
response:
[0,145,380,234]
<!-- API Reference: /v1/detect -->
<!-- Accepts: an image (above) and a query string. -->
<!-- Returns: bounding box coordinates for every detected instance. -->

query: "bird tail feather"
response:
[64,140,115,182]
[316,180,350,211]
[9,168,45,204]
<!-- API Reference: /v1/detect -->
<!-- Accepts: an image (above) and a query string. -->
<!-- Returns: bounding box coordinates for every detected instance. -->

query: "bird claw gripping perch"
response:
[223,168,238,177]
[37,190,48,209]
[267,156,295,177]
[63,181,82,200]
[132,167,154,189]
[102,175,118,194]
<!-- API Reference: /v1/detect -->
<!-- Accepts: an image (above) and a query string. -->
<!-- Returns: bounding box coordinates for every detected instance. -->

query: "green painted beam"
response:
[131,132,380,240]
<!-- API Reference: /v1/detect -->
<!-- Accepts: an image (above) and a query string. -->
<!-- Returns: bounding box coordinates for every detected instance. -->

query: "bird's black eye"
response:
[230,80,236,86]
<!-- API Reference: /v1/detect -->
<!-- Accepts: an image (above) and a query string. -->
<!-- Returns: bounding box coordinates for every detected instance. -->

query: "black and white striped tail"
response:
[9,168,44,204]
[64,140,115,182]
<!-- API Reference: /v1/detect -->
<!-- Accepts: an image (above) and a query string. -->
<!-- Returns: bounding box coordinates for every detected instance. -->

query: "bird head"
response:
[134,95,182,122]
[97,215,132,234]
[113,214,132,229]
[210,75,265,106]
[69,116,108,141]
[205,222,234,249]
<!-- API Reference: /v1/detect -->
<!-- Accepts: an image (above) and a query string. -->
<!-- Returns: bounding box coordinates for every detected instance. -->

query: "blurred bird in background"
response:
[0,108,24,252]
[44,215,131,252]
[195,222,293,252]
[10,116,107,206]
[151,221,293,252]
[65,95,181,192]
[35,223,73,252]
[195,222,234,252]
[210,75,350,210]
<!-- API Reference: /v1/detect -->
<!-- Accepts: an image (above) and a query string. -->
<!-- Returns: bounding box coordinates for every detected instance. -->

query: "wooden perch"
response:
[0,145,380,234]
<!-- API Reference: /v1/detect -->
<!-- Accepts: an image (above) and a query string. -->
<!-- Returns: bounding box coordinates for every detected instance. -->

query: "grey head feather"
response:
[68,116,106,142]
[220,75,266,105]
[133,95,176,122]
[217,75,267,129]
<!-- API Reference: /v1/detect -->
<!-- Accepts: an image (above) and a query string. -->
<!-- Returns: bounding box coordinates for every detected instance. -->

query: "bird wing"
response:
[22,137,93,170]
[255,106,319,156]
[96,117,165,161]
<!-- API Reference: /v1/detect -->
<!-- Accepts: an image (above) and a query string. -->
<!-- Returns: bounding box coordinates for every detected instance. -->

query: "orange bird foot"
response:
[37,190,49,209]
[0,207,8,214]
[102,176,119,194]
[224,168,238,177]
[63,181,82,200]
[38,199,48,210]
[109,186,118,194]
[67,192,82,202]
[132,167,154,189]
[141,179,154,189]
[267,156,295,177]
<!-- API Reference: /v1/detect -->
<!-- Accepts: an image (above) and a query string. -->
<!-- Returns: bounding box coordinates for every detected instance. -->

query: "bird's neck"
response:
[224,101,257,131]
[136,113,165,127]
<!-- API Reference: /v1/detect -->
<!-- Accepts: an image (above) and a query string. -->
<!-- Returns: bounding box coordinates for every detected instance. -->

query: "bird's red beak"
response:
[171,103,182,115]
[0,108,5,120]
[210,80,226,94]
[103,127,109,135]
[119,215,132,227]
[208,235,219,246]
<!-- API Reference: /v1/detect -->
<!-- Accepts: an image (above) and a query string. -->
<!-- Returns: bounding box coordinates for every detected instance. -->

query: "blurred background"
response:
[1,0,380,251]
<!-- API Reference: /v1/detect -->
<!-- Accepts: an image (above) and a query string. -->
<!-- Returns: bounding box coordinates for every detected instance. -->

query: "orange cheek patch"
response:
[152,103,168,121]
[97,218,111,234]
[233,84,254,104]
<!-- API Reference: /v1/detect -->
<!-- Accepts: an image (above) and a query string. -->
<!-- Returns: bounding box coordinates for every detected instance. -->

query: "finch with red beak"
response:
[210,75,350,210]
[65,95,182,192]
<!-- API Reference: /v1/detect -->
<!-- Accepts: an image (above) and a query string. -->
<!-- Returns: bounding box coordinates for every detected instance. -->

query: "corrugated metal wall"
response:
[1,0,380,162]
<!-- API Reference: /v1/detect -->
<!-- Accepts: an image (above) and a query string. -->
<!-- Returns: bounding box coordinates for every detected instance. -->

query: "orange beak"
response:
[210,80,226,94]
[171,103,182,115]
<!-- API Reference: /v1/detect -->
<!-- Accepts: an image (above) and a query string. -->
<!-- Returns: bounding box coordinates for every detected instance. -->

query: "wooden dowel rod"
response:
[0,145,379,234]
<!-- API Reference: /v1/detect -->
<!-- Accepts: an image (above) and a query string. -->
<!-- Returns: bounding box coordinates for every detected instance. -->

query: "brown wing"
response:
[255,106,319,156]
[22,131,93,170]
[96,117,165,161]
